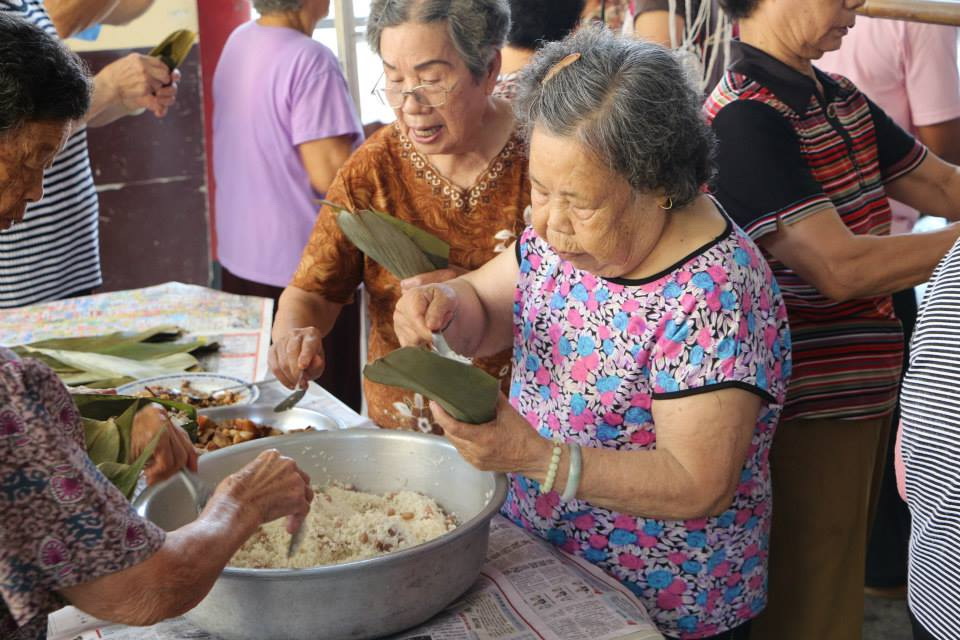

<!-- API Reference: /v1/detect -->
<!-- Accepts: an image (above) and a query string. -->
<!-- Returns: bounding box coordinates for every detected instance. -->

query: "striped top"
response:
[0,0,102,308]
[704,41,926,421]
[900,237,960,638]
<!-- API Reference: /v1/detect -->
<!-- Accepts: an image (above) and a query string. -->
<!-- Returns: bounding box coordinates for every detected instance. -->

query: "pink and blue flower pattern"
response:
[0,349,165,638]
[503,218,790,639]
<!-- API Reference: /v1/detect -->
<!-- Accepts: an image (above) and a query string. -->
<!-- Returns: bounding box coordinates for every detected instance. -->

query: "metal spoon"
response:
[179,470,212,515]
[273,372,307,412]
[287,522,307,558]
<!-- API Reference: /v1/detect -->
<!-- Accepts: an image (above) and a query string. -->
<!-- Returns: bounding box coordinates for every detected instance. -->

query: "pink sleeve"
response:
[895,419,907,502]
[904,23,960,127]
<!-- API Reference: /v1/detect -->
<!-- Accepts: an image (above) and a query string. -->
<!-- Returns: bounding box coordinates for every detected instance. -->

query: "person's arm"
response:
[916,119,960,166]
[884,152,960,221]
[270,173,364,389]
[100,0,155,25]
[291,66,363,195]
[712,99,960,301]
[759,209,960,301]
[433,388,761,519]
[393,242,520,358]
[60,450,312,625]
[298,135,356,195]
[44,0,119,38]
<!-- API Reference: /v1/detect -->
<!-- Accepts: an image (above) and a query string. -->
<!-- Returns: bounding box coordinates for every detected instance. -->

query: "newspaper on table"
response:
[0,281,273,381]
[48,516,663,640]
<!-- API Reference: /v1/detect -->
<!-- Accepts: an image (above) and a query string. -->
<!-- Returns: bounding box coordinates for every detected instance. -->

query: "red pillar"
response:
[198,0,251,261]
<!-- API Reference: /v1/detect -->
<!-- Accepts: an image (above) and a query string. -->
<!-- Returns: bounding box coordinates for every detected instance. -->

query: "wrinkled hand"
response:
[268,327,324,389]
[394,283,458,349]
[429,394,548,474]
[151,69,180,118]
[400,266,467,290]
[130,404,198,485]
[216,450,314,534]
[100,53,176,117]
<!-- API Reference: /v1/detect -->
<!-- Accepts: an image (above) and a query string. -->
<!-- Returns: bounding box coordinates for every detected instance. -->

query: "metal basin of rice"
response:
[134,426,508,640]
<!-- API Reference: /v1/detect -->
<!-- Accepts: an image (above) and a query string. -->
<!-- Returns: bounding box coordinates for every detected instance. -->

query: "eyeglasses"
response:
[372,76,457,108]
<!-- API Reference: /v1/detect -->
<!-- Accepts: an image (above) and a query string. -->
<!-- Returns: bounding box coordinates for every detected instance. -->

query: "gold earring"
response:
[659,197,673,211]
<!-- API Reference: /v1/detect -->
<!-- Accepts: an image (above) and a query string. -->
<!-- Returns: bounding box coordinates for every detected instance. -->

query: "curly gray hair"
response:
[367,0,510,80]
[252,0,302,14]
[513,26,715,208]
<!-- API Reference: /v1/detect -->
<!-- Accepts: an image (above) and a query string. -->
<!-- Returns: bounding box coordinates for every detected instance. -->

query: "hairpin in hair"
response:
[543,52,581,84]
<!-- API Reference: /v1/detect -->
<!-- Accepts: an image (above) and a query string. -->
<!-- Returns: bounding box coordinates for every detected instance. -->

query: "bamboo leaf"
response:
[150,29,197,71]
[366,209,449,270]
[82,417,120,467]
[363,347,498,424]
[72,395,198,442]
[22,348,196,380]
[325,200,449,278]
[26,326,184,352]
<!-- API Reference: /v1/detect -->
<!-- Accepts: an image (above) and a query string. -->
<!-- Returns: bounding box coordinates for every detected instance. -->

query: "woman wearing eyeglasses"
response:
[269,0,528,433]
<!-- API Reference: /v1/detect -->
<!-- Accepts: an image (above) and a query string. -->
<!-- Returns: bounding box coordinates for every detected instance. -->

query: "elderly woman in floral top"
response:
[0,16,313,638]
[395,28,790,640]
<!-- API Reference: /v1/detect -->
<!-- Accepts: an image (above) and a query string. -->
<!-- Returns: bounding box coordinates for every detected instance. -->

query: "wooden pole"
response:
[857,0,960,26]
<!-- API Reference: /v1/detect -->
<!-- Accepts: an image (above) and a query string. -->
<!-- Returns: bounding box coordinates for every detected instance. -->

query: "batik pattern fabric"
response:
[0,348,164,638]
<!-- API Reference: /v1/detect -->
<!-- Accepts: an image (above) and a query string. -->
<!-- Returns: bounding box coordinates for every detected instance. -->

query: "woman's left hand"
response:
[131,404,198,485]
[429,394,550,475]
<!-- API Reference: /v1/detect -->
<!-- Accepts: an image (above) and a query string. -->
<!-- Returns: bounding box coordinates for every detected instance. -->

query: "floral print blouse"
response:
[503,214,790,638]
[0,349,164,639]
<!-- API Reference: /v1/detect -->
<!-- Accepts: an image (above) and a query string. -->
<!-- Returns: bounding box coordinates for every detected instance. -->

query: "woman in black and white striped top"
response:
[901,236,960,640]
[0,0,178,307]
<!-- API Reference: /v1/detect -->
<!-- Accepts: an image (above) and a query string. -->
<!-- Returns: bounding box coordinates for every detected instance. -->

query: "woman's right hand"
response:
[268,327,325,389]
[99,53,173,116]
[215,450,314,534]
[393,283,459,348]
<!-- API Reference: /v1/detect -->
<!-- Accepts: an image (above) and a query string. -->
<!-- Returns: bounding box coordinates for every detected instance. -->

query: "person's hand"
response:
[268,327,325,389]
[216,449,314,534]
[400,266,467,290]
[429,394,549,474]
[393,283,459,349]
[99,53,173,117]
[130,403,198,485]
[151,69,180,118]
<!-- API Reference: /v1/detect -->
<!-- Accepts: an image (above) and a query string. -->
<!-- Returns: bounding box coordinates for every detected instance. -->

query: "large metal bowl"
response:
[134,429,508,640]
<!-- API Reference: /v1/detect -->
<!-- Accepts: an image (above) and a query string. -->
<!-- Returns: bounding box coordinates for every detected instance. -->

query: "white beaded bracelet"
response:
[540,441,563,494]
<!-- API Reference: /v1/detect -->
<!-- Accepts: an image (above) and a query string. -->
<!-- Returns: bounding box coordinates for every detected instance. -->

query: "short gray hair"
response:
[514,26,715,208]
[252,0,302,14]
[367,0,510,80]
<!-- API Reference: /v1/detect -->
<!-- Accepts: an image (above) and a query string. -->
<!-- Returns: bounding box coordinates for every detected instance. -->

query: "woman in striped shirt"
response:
[703,0,960,638]
[900,237,960,640]
[0,0,178,308]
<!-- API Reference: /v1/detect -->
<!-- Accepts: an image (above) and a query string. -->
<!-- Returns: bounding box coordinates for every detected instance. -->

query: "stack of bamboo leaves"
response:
[13,325,215,388]
[74,394,198,499]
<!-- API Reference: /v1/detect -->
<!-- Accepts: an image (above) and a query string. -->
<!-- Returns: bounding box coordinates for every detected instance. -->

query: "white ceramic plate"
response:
[116,373,259,406]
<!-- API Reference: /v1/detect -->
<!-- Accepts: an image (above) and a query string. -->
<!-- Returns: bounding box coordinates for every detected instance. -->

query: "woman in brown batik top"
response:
[270,0,529,433]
